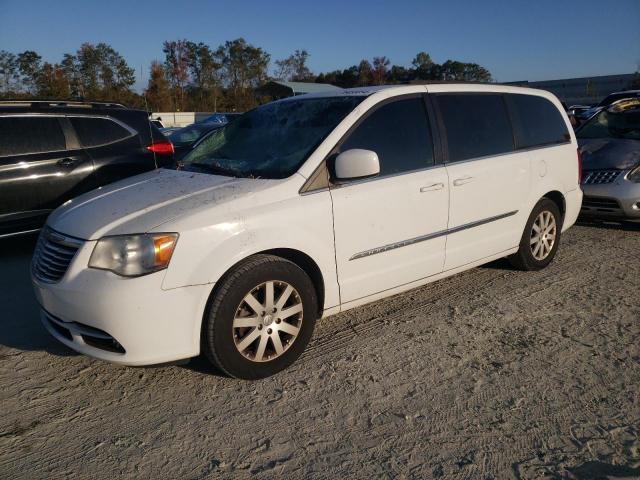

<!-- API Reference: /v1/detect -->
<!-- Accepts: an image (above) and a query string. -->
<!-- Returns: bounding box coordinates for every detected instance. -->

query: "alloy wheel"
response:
[530,210,557,261]
[232,280,303,362]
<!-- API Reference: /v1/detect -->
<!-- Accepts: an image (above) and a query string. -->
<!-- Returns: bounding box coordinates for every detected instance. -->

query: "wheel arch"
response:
[542,190,566,222]
[203,248,326,321]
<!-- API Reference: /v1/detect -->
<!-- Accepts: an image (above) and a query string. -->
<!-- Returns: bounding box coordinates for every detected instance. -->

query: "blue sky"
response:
[1,0,638,91]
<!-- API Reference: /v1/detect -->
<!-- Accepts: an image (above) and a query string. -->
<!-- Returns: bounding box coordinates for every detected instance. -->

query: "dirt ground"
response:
[1,221,639,480]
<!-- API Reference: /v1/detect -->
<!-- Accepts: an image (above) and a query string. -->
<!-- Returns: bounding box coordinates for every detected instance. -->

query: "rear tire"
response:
[509,198,562,271]
[201,254,318,380]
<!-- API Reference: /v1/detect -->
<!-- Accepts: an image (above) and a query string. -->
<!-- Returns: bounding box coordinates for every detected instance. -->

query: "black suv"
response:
[0,100,174,238]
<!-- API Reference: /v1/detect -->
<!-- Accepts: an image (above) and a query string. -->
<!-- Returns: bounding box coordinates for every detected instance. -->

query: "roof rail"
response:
[403,80,506,86]
[0,99,127,109]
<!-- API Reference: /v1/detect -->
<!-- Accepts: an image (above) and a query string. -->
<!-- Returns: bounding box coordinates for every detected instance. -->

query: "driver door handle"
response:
[57,157,78,167]
[420,183,444,192]
[453,176,474,186]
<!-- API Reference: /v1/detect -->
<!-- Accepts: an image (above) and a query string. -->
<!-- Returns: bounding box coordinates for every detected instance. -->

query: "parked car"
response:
[168,122,225,160]
[32,85,581,379]
[160,126,180,135]
[198,112,242,124]
[150,118,165,128]
[576,90,640,121]
[568,105,592,117]
[0,100,174,238]
[577,98,640,221]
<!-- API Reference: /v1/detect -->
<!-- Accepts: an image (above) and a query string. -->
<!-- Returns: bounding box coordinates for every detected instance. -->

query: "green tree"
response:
[69,43,136,100]
[275,49,313,81]
[61,53,81,97]
[357,60,372,86]
[372,56,390,85]
[0,50,19,93]
[17,50,42,93]
[439,60,492,82]
[411,52,436,80]
[216,38,270,111]
[387,65,412,83]
[163,40,191,110]
[186,41,221,110]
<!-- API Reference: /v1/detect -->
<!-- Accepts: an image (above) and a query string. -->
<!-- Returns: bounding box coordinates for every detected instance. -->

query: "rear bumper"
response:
[32,241,212,366]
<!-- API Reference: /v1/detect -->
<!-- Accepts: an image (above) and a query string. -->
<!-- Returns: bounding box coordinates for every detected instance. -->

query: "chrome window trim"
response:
[349,210,518,260]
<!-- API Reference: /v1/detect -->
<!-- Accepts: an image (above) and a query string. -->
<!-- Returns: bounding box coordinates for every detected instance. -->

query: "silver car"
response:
[577,98,640,221]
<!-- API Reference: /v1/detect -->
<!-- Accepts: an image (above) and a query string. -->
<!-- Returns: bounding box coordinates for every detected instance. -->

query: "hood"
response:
[48,168,272,240]
[578,137,640,171]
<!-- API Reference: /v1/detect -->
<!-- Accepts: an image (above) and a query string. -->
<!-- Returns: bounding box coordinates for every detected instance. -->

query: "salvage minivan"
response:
[32,84,582,379]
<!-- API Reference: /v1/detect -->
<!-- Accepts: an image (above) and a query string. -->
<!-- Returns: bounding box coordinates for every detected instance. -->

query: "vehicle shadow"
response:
[576,217,640,232]
[0,233,77,356]
[180,356,228,378]
[480,257,518,271]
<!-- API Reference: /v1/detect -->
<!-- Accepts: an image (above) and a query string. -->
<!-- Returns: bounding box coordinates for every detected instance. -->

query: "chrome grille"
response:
[581,169,621,185]
[32,227,83,283]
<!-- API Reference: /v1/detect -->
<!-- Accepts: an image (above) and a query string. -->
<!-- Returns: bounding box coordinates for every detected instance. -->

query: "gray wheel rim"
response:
[232,280,303,362]
[530,210,557,261]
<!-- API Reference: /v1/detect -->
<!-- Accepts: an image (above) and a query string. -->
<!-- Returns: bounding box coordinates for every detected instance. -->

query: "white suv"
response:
[32,84,582,379]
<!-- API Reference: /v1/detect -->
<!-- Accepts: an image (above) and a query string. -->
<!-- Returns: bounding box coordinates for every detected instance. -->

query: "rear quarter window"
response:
[0,116,66,156]
[508,94,570,149]
[435,94,514,162]
[69,117,134,148]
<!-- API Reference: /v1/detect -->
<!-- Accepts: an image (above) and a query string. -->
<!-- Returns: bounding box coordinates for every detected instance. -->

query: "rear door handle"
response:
[57,157,78,167]
[453,176,474,186]
[420,183,444,192]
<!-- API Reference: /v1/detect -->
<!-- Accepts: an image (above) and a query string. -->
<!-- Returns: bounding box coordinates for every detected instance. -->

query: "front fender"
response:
[160,191,339,311]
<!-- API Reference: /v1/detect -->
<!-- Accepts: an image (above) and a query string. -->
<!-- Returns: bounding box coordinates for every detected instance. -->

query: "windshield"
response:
[169,123,219,147]
[577,106,640,141]
[180,96,364,179]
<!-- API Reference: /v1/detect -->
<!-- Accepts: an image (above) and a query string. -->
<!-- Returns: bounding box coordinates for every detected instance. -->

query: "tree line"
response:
[0,39,495,112]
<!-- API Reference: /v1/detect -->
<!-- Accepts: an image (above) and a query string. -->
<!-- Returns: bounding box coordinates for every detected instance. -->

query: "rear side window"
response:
[340,96,434,176]
[0,116,66,156]
[508,94,570,148]
[436,94,514,162]
[69,117,133,148]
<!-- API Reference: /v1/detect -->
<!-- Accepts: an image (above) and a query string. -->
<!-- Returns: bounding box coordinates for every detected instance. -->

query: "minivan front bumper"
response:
[32,240,212,366]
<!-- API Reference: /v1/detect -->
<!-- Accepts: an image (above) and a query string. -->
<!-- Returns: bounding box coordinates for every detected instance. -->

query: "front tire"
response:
[509,198,563,271]
[202,254,318,379]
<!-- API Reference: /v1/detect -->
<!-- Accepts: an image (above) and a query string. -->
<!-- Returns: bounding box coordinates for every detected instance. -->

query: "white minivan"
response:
[32,84,582,379]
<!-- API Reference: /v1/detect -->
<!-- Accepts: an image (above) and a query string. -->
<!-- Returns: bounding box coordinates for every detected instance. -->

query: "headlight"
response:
[628,165,640,183]
[89,233,178,277]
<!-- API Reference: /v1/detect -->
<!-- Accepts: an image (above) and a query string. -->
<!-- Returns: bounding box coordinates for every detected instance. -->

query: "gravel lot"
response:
[1,222,639,479]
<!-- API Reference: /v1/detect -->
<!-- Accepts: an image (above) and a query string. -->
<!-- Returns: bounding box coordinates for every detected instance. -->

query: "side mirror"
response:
[334,149,380,181]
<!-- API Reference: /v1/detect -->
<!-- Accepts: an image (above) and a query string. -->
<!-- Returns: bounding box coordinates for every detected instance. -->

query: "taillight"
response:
[577,148,582,184]
[147,141,174,156]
